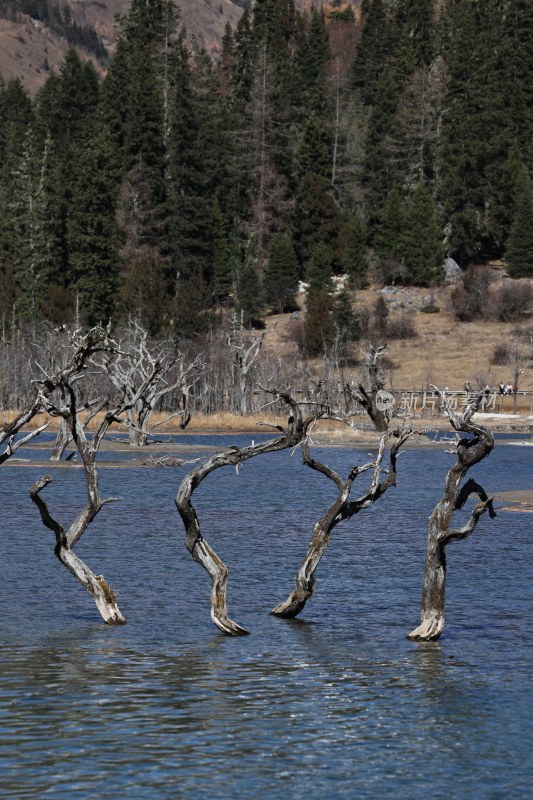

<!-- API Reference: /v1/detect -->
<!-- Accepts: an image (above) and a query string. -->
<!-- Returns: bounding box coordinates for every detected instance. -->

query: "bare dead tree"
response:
[229,313,270,415]
[176,389,326,636]
[0,325,115,464]
[347,344,392,431]
[271,424,414,619]
[28,327,130,623]
[407,388,496,642]
[29,326,172,624]
[50,398,106,461]
[0,401,48,464]
[95,320,204,446]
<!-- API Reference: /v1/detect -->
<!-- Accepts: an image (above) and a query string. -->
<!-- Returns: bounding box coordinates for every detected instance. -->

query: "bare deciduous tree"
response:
[176,390,326,636]
[347,343,392,431]
[407,388,496,642]
[271,424,414,618]
[1,325,114,464]
[29,327,128,623]
[96,320,204,446]
[30,326,176,625]
[229,315,270,415]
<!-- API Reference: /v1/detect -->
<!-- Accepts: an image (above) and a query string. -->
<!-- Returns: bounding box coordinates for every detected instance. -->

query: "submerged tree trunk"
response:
[407,389,496,642]
[272,427,413,618]
[176,390,325,635]
[30,475,126,624]
[29,326,166,625]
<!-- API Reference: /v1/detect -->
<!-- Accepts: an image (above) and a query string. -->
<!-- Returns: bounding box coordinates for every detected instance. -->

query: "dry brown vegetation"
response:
[265,279,533,399]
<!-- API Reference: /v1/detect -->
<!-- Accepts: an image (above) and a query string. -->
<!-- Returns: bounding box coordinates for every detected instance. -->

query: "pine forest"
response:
[1,0,532,412]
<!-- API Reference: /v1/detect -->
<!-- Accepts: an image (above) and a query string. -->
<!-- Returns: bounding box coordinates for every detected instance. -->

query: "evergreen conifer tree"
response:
[237,238,264,326]
[306,241,334,297]
[332,287,360,351]
[374,186,406,263]
[340,210,369,285]
[400,184,443,286]
[211,200,235,303]
[264,232,299,313]
[304,288,334,356]
[506,178,533,278]
[66,123,122,325]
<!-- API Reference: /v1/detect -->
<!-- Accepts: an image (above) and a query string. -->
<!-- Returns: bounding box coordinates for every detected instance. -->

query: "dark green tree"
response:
[332,287,360,351]
[400,183,443,286]
[237,239,263,326]
[339,210,369,285]
[174,267,215,339]
[296,116,331,182]
[506,177,533,278]
[306,241,334,297]
[304,288,334,356]
[9,129,63,321]
[119,247,170,335]
[437,0,517,263]
[374,185,406,263]
[211,200,235,303]
[264,232,299,313]
[295,7,330,119]
[166,39,222,286]
[294,172,344,271]
[66,123,122,325]
[350,0,390,104]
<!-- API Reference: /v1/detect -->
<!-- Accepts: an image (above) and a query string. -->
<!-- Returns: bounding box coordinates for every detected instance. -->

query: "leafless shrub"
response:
[490,343,511,366]
[490,282,533,322]
[379,258,410,286]
[357,306,372,338]
[386,314,417,339]
[451,265,496,321]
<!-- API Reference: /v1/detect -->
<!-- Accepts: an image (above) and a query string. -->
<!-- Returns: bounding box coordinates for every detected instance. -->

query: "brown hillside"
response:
[0,1,359,94]
[264,280,533,398]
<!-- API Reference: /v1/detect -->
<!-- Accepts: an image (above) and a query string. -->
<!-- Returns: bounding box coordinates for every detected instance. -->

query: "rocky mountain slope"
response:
[0,0,247,93]
[0,0,343,93]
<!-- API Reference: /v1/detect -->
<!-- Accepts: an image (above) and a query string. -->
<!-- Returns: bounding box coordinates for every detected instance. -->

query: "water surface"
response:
[1,436,532,798]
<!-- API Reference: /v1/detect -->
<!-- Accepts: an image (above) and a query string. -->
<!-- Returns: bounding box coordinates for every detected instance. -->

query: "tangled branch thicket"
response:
[0,321,381,421]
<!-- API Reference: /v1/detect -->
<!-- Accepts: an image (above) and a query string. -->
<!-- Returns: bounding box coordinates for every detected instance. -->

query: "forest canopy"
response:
[0,0,531,337]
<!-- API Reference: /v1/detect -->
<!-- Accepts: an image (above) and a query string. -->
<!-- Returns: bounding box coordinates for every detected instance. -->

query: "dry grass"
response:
[265,280,533,395]
[3,279,533,434]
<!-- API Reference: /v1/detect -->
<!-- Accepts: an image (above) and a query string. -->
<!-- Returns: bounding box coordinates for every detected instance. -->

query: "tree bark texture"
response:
[407,389,496,642]
[271,427,413,618]
[176,390,326,635]
[30,475,125,624]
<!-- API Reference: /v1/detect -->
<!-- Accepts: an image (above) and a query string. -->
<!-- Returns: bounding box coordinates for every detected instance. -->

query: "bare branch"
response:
[176,391,327,635]
[407,386,495,642]
[272,425,414,618]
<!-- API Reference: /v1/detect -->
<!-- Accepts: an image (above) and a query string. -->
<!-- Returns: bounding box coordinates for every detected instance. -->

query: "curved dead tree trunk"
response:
[28,327,146,624]
[407,388,496,642]
[271,426,413,618]
[30,475,125,624]
[176,390,325,636]
[32,381,126,624]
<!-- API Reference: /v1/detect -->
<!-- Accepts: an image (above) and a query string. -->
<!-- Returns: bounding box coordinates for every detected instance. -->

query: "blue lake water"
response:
[1,434,532,798]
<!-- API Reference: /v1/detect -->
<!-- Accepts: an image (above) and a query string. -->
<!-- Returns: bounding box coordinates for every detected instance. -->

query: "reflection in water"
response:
[0,440,532,798]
